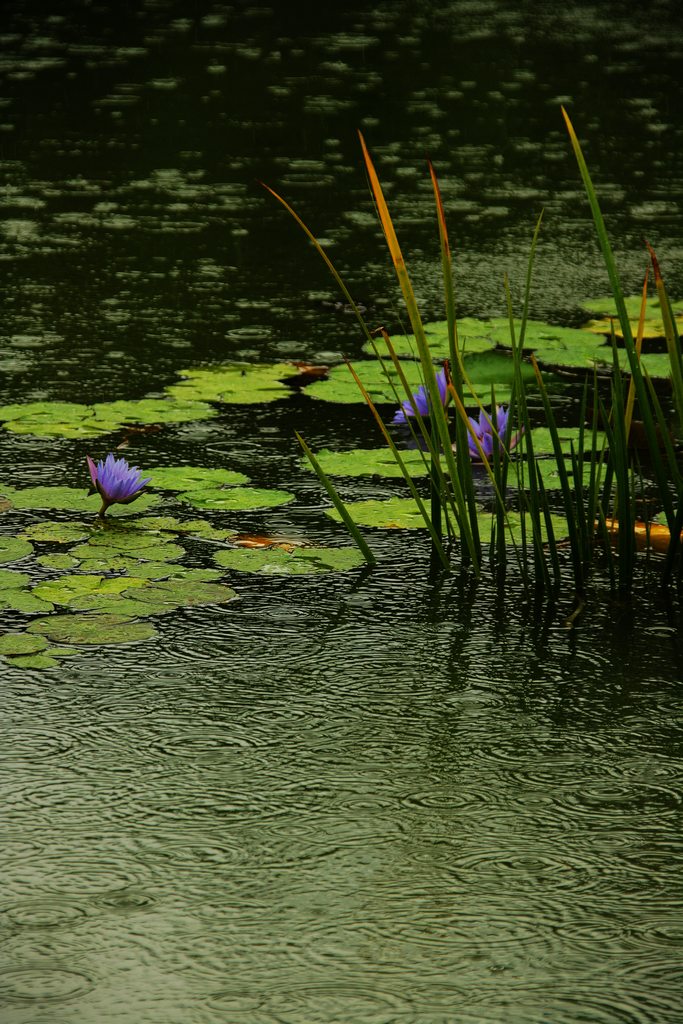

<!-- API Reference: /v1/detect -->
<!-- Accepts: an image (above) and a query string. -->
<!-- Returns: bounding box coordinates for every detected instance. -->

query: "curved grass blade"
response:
[296,432,376,567]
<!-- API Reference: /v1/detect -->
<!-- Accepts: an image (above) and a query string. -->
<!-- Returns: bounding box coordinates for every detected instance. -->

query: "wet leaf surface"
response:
[179,486,295,511]
[214,545,366,574]
[28,613,158,646]
[165,362,300,404]
[146,465,249,490]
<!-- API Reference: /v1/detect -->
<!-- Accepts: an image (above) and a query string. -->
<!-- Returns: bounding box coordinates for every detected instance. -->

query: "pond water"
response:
[1,2,683,1022]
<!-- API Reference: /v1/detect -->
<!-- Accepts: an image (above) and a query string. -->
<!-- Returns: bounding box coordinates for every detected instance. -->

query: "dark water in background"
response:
[2,2,683,1022]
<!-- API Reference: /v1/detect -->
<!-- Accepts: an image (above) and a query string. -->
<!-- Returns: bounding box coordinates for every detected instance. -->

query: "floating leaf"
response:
[0,633,49,656]
[0,568,31,589]
[165,362,300,404]
[0,591,55,613]
[581,294,683,337]
[179,486,295,511]
[528,427,607,456]
[494,511,571,545]
[0,536,34,563]
[28,613,158,646]
[487,318,606,351]
[0,398,215,439]
[134,516,236,541]
[69,540,184,564]
[214,545,366,574]
[21,522,89,544]
[301,447,430,478]
[326,497,429,529]
[9,654,60,669]
[304,359,425,405]
[33,574,150,609]
[145,466,249,490]
[363,318,496,359]
[36,553,80,570]
[581,294,683,318]
[0,486,159,515]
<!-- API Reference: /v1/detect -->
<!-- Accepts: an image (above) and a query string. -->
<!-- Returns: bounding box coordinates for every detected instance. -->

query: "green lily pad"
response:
[581,295,683,317]
[301,447,430,478]
[179,486,295,511]
[72,578,238,617]
[33,574,149,608]
[580,295,683,337]
[363,318,497,359]
[527,427,607,456]
[0,536,34,563]
[69,540,184,564]
[9,654,60,669]
[37,553,81,571]
[21,522,90,544]
[486,318,607,352]
[305,359,426,405]
[165,362,300,404]
[0,591,54,614]
[28,613,157,646]
[0,486,159,515]
[146,466,249,491]
[0,633,49,656]
[326,497,429,529]
[132,516,237,541]
[0,397,215,439]
[0,568,31,589]
[214,545,366,574]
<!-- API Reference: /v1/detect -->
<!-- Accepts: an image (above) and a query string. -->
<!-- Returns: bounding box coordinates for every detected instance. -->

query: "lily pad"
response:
[21,522,89,544]
[0,633,49,656]
[326,497,429,529]
[363,318,497,359]
[33,574,150,609]
[527,427,607,456]
[301,447,430,478]
[10,654,60,669]
[146,466,249,490]
[581,295,683,317]
[0,591,55,614]
[0,398,215,439]
[133,516,237,541]
[36,553,80,570]
[0,568,31,589]
[70,578,238,617]
[492,511,571,545]
[0,536,34,563]
[580,295,683,337]
[28,613,157,646]
[0,486,159,515]
[179,486,295,511]
[214,545,366,574]
[165,362,300,404]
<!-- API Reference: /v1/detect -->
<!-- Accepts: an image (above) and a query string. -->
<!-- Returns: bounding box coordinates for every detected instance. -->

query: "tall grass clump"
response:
[265,111,683,603]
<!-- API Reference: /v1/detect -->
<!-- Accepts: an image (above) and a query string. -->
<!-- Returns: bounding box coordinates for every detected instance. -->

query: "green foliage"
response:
[215,545,367,574]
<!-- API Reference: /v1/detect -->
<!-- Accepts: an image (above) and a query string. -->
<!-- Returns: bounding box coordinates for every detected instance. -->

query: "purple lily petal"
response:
[86,453,152,518]
[391,368,449,425]
[467,405,521,462]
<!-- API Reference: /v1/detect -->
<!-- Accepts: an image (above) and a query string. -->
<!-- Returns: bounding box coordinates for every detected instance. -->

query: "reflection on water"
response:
[1,1,683,1021]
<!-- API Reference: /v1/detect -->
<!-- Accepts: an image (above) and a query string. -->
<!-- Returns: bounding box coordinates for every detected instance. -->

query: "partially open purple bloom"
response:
[392,367,449,425]
[87,453,152,518]
[467,405,521,461]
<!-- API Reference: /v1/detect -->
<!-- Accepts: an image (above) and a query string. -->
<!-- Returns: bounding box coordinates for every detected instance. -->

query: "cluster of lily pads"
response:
[0,297,679,442]
[0,462,374,670]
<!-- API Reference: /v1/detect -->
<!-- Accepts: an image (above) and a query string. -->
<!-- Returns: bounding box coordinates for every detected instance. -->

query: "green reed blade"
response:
[647,242,683,427]
[296,432,376,567]
[359,132,479,568]
[561,107,675,530]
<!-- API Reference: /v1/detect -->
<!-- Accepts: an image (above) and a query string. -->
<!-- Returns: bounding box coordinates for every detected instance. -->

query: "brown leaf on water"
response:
[232,533,305,552]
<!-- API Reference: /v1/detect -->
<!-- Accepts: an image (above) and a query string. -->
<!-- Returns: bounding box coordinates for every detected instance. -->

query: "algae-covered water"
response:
[2,2,683,1022]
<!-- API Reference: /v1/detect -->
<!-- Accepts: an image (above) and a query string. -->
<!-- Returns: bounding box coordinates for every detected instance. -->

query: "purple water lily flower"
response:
[87,453,152,518]
[467,405,521,461]
[392,367,449,425]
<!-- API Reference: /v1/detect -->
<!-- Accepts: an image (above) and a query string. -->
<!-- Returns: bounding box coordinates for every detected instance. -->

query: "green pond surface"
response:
[1,2,683,1022]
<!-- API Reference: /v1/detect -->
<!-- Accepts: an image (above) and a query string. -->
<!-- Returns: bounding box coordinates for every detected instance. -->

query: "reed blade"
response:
[296,432,376,566]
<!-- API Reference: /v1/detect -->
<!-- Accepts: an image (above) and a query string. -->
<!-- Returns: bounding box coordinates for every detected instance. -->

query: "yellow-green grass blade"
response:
[647,242,683,427]
[358,132,479,568]
[296,432,376,567]
[624,268,648,441]
[561,107,675,529]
